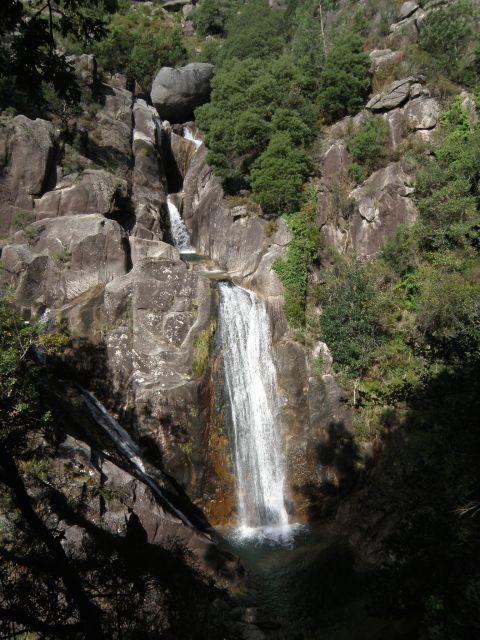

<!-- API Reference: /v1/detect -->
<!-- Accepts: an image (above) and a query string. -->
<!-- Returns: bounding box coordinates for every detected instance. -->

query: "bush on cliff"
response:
[248,132,311,215]
[94,5,187,91]
[317,30,371,123]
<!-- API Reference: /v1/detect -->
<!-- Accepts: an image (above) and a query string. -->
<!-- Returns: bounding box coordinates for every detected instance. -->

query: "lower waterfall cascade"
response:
[218,283,298,543]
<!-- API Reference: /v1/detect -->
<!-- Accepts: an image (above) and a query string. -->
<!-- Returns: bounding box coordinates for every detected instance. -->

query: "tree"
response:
[0,0,106,109]
[94,5,187,92]
[317,31,371,123]
[419,0,477,81]
[249,132,311,215]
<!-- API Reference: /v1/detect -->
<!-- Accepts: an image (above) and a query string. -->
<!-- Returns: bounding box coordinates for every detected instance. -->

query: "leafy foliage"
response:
[418,0,479,83]
[273,187,319,328]
[249,133,311,215]
[94,5,186,91]
[348,115,390,173]
[0,0,106,111]
[317,30,371,123]
[195,55,312,193]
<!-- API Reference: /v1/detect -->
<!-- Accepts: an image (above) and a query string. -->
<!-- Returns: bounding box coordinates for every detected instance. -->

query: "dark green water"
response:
[219,526,415,640]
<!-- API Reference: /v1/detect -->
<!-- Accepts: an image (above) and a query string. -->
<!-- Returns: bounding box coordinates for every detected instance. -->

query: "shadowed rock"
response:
[151,63,214,123]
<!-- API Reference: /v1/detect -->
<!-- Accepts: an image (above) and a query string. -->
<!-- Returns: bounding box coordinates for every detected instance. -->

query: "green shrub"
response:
[316,258,384,378]
[273,187,319,328]
[94,6,186,90]
[347,162,366,185]
[194,0,235,37]
[317,31,371,123]
[192,319,217,378]
[348,116,390,172]
[419,0,478,83]
[249,133,311,216]
[218,0,286,62]
[12,210,35,230]
[196,56,311,192]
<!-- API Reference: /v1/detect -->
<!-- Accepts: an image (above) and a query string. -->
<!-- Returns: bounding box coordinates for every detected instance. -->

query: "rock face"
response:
[1,215,129,308]
[151,63,214,123]
[103,257,214,495]
[181,136,355,521]
[349,163,417,256]
[34,169,128,220]
[367,77,421,111]
[131,99,168,239]
[0,116,57,235]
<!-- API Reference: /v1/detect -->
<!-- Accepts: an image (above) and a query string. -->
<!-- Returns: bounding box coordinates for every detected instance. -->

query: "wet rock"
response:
[131,99,168,239]
[349,162,417,256]
[33,169,128,220]
[1,214,128,308]
[55,433,242,581]
[0,115,57,234]
[103,257,214,492]
[170,131,198,180]
[130,237,180,266]
[151,63,214,123]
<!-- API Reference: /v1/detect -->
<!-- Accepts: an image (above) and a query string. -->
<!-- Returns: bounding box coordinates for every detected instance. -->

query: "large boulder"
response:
[1,214,128,308]
[367,77,421,112]
[151,63,214,123]
[33,169,128,220]
[0,115,57,235]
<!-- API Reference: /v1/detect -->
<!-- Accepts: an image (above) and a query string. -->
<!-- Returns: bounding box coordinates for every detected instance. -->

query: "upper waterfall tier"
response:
[167,195,195,253]
[218,282,289,531]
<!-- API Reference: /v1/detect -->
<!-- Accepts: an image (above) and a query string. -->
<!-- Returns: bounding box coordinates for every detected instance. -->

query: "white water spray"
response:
[218,283,289,537]
[167,195,194,253]
[183,126,202,149]
[80,389,193,527]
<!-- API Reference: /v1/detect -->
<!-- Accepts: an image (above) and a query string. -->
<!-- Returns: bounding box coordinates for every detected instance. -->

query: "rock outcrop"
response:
[151,63,214,123]
[348,163,417,256]
[1,215,129,308]
[131,99,168,239]
[34,169,128,220]
[0,115,57,235]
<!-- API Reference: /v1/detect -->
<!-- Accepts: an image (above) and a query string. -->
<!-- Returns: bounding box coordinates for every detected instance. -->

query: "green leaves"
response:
[273,187,319,328]
[94,6,186,91]
[249,132,311,215]
[317,32,371,123]
[347,116,390,173]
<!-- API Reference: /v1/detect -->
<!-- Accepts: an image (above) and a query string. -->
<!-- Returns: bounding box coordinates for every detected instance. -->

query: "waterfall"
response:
[80,389,193,527]
[218,283,289,536]
[167,195,195,253]
[183,126,202,149]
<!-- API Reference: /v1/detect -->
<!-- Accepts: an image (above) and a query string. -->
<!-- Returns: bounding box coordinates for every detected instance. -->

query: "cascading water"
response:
[183,126,202,149]
[218,283,290,539]
[165,127,202,253]
[80,389,193,527]
[167,196,195,253]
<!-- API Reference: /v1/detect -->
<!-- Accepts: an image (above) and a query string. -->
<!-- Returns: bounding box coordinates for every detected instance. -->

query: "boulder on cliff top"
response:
[151,63,214,123]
